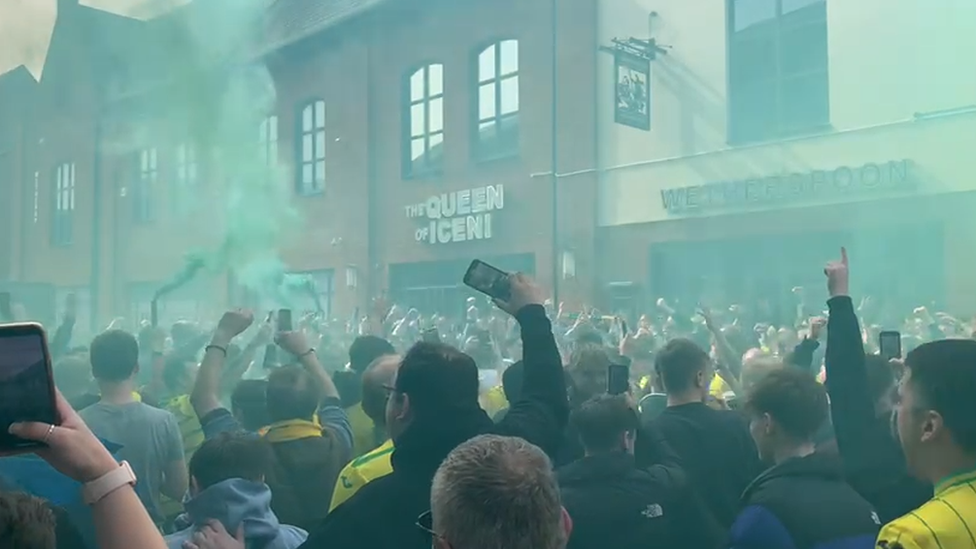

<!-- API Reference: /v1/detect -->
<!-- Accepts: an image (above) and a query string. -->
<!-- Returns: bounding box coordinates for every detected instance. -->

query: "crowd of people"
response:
[0,250,974,549]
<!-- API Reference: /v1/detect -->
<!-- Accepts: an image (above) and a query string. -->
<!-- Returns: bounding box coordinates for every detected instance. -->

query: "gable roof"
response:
[259,0,389,54]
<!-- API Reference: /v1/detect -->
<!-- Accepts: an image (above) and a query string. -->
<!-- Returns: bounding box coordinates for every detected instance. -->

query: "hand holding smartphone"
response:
[879,330,902,361]
[608,363,630,395]
[463,260,512,302]
[0,323,60,454]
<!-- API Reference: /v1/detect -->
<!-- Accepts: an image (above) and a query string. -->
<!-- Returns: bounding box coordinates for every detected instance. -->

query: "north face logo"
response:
[641,504,663,519]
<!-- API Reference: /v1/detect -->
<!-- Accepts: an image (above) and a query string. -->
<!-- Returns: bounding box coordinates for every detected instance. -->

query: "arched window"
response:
[475,39,519,159]
[297,100,325,195]
[404,63,445,177]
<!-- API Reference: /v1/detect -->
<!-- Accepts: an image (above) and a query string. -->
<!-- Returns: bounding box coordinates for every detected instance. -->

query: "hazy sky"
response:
[0,0,186,77]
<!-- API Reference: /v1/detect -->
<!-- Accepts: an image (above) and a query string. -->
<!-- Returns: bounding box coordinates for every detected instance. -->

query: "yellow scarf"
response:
[261,418,323,443]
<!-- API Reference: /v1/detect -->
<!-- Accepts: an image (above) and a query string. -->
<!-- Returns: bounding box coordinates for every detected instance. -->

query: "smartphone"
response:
[0,323,60,452]
[277,309,293,332]
[879,330,902,361]
[620,318,629,337]
[463,260,511,302]
[0,292,12,321]
[150,299,159,328]
[421,327,441,343]
[607,363,630,395]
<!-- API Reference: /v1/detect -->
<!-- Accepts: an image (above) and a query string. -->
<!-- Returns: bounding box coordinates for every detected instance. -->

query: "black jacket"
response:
[824,297,931,522]
[559,446,723,549]
[728,453,881,549]
[638,402,762,530]
[299,304,568,549]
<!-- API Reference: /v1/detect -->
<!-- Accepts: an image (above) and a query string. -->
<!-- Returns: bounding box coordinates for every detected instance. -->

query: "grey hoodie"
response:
[165,479,307,549]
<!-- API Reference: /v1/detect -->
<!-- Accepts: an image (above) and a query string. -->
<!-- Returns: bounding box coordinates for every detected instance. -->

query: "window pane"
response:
[315,161,325,183]
[315,101,325,128]
[730,35,777,84]
[270,141,278,165]
[302,163,312,184]
[269,116,278,140]
[478,83,496,120]
[780,23,828,75]
[428,97,444,133]
[500,40,518,75]
[69,188,75,210]
[500,75,519,115]
[478,45,496,81]
[730,79,778,142]
[780,72,829,132]
[303,105,312,129]
[410,102,426,137]
[410,69,424,102]
[411,137,425,161]
[428,132,443,156]
[782,0,825,15]
[732,0,776,32]
[141,150,148,170]
[259,119,268,141]
[302,134,313,161]
[56,189,62,210]
[478,120,496,146]
[315,131,325,158]
[429,64,443,96]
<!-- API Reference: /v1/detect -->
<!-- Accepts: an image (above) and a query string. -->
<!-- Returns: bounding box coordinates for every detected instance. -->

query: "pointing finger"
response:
[840,247,848,266]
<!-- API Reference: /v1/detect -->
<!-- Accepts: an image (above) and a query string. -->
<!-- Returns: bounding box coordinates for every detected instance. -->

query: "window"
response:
[297,100,325,195]
[134,148,157,222]
[404,64,445,176]
[293,269,335,319]
[728,0,829,143]
[173,143,197,214]
[259,115,279,166]
[475,39,520,159]
[52,163,75,246]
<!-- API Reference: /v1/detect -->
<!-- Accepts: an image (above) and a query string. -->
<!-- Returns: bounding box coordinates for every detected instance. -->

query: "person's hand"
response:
[182,521,244,549]
[214,309,254,342]
[808,316,827,340]
[494,273,546,316]
[275,330,312,357]
[698,306,716,329]
[824,247,850,298]
[251,317,274,346]
[8,389,119,482]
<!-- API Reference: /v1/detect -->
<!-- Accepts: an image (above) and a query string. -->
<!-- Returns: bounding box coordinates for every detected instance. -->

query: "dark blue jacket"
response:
[729,452,880,549]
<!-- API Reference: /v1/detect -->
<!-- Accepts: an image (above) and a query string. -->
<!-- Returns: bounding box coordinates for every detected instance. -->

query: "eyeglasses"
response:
[416,509,438,538]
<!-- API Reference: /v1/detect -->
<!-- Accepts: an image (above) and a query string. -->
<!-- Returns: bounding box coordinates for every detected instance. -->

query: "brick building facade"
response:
[0,0,600,330]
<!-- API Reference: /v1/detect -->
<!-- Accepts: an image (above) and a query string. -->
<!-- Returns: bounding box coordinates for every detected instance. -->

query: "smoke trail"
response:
[151,0,305,305]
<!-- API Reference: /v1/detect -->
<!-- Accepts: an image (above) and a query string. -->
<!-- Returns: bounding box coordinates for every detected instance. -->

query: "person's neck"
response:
[772,442,816,465]
[924,449,976,488]
[666,391,704,407]
[98,380,136,405]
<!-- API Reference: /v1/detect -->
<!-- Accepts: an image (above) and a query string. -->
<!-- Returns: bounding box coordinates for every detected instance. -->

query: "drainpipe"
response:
[549,0,560,304]
[90,103,104,328]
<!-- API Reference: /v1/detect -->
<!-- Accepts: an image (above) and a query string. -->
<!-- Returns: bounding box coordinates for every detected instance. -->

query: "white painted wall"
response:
[596,0,976,226]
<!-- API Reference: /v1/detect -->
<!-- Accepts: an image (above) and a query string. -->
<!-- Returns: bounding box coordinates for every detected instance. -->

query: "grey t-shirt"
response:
[79,401,184,522]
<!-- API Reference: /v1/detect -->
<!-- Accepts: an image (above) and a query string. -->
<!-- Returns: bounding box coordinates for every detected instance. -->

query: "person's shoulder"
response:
[350,440,395,469]
[272,524,309,548]
[876,515,926,549]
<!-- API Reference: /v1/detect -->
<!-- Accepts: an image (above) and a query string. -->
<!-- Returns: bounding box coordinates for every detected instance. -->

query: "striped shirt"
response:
[876,468,976,549]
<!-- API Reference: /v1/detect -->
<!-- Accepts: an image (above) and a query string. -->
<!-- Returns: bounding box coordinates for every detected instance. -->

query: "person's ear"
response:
[398,393,412,422]
[920,410,943,443]
[189,476,200,496]
[561,506,574,540]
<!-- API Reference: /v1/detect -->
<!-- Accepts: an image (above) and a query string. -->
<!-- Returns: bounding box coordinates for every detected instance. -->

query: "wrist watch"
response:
[82,461,137,505]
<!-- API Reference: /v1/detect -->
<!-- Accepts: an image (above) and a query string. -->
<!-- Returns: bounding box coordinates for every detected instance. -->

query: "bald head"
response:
[361,354,400,425]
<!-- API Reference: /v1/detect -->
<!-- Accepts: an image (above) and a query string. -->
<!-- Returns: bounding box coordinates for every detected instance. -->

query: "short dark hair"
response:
[231,379,270,431]
[0,492,56,549]
[189,432,274,490]
[571,394,639,452]
[266,365,322,422]
[745,368,828,441]
[501,361,524,403]
[332,369,361,408]
[905,339,976,452]
[654,338,710,394]
[90,330,139,382]
[162,355,192,392]
[395,342,480,418]
[349,336,395,374]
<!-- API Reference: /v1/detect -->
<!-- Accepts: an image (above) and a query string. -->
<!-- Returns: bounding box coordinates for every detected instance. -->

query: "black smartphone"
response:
[607,363,630,395]
[463,260,511,302]
[620,318,629,337]
[879,330,902,361]
[0,323,60,453]
[150,298,159,328]
[0,292,12,322]
[278,309,293,332]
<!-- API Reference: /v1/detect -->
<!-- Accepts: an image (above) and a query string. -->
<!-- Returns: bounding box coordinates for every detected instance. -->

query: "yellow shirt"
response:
[346,403,377,458]
[480,385,508,417]
[329,439,394,512]
[876,468,976,549]
[709,374,731,398]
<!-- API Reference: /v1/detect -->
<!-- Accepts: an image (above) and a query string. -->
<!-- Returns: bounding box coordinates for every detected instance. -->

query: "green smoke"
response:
[153,0,305,305]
